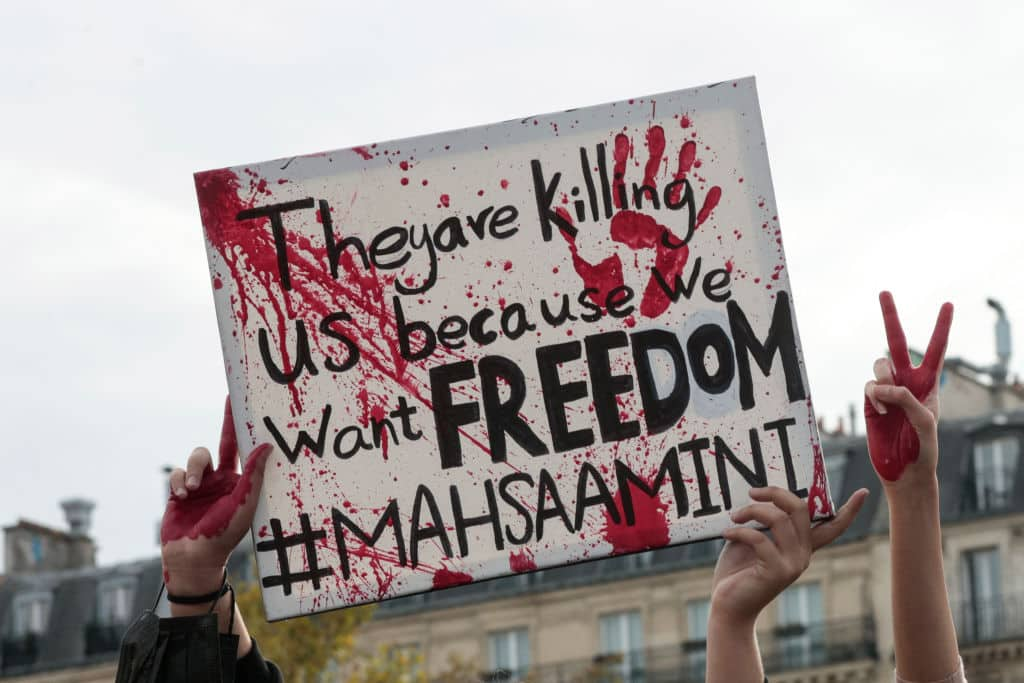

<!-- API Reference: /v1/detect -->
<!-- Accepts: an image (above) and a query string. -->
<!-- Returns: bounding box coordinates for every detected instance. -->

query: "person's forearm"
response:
[888,477,960,680]
[706,607,763,683]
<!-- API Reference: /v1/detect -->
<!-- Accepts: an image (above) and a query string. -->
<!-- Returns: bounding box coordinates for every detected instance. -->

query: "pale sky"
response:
[1,0,1021,570]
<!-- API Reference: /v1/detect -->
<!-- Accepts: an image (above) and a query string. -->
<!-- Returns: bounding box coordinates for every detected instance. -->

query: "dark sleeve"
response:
[235,639,284,683]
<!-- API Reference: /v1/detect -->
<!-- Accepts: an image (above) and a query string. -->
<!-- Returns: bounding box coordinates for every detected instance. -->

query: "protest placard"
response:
[194,76,833,620]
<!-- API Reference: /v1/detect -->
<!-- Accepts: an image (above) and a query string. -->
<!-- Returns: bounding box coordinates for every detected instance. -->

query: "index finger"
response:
[921,302,954,376]
[217,395,239,472]
[748,486,808,524]
[879,291,911,372]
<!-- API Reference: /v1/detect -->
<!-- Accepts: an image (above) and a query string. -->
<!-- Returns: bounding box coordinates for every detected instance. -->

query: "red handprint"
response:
[561,125,722,319]
[864,292,953,482]
[161,397,272,591]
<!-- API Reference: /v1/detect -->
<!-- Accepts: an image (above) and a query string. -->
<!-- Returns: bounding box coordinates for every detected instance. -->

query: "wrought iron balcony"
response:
[955,594,1024,647]
[480,615,876,682]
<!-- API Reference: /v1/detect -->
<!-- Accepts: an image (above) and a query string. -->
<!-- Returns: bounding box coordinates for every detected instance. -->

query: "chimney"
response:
[988,298,1012,387]
[61,498,94,536]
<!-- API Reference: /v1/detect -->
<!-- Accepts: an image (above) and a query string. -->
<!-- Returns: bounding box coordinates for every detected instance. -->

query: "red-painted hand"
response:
[863,292,953,484]
[160,397,272,594]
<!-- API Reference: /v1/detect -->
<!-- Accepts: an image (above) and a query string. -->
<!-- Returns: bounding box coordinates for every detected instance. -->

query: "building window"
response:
[487,628,529,681]
[969,435,1019,511]
[960,547,1001,642]
[599,610,644,682]
[11,592,52,638]
[776,583,824,669]
[684,598,710,678]
[97,577,136,626]
[824,453,848,497]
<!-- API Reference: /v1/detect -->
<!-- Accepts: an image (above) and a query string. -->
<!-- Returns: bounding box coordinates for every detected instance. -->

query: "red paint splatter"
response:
[602,481,670,554]
[213,277,223,290]
[509,548,537,573]
[352,146,373,160]
[680,115,692,129]
[400,177,409,186]
[440,194,450,207]
[432,568,474,589]
[807,443,832,518]
[500,179,510,189]
[399,160,409,171]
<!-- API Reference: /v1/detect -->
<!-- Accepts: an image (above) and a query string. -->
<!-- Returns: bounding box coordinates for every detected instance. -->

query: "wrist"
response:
[163,564,227,597]
[883,473,940,509]
[709,597,759,634]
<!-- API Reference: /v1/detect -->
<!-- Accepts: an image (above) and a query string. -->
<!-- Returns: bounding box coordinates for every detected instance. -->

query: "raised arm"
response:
[160,397,273,661]
[863,291,960,682]
[706,486,867,683]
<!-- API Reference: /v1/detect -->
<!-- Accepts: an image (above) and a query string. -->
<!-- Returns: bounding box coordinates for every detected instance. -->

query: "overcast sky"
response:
[2,1,1021,570]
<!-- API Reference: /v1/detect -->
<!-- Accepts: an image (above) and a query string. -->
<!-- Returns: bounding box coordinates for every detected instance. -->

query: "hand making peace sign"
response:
[863,291,954,486]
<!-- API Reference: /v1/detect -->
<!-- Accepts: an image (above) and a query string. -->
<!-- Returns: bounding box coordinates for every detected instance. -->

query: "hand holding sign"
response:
[863,292,953,486]
[709,486,867,624]
[705,486,867,683]
[160,397,272,595]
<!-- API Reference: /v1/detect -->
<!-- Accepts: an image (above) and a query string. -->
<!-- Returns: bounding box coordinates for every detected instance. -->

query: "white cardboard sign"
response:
[194,77,833,621]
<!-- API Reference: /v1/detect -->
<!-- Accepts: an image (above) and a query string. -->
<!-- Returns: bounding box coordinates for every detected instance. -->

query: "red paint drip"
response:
[642,126,666,189]
[509,548,538,573]
[807,444,833,517]
[696,186,722,227]
[612,134,631,209]
[668,141,697,205]
[432,568,473,589]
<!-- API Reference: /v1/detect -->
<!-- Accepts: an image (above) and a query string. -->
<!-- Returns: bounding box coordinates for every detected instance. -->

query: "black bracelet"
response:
[166,569,229,605]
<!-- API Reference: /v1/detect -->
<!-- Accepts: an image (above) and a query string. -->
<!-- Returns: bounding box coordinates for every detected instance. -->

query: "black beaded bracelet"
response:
[165,569,230,605]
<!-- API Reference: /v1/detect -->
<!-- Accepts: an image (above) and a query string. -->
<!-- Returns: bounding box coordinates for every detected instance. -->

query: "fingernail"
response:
[876,402,888,415]
[186,476,198,489]
[175,487,187,498]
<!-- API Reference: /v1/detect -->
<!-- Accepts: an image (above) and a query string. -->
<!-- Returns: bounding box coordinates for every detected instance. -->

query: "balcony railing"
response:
[479,616,876,683]
[760,616,876,674]
[955,594,1024,647]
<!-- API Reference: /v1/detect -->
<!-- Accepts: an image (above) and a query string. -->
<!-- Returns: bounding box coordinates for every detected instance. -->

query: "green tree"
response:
[344,645,428,683]
[235,580,375,682]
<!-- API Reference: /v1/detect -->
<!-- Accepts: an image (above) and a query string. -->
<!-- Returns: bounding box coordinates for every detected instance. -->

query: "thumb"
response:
[874,384,935,434]
[223,444,273,540]
[810,488,868,550]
